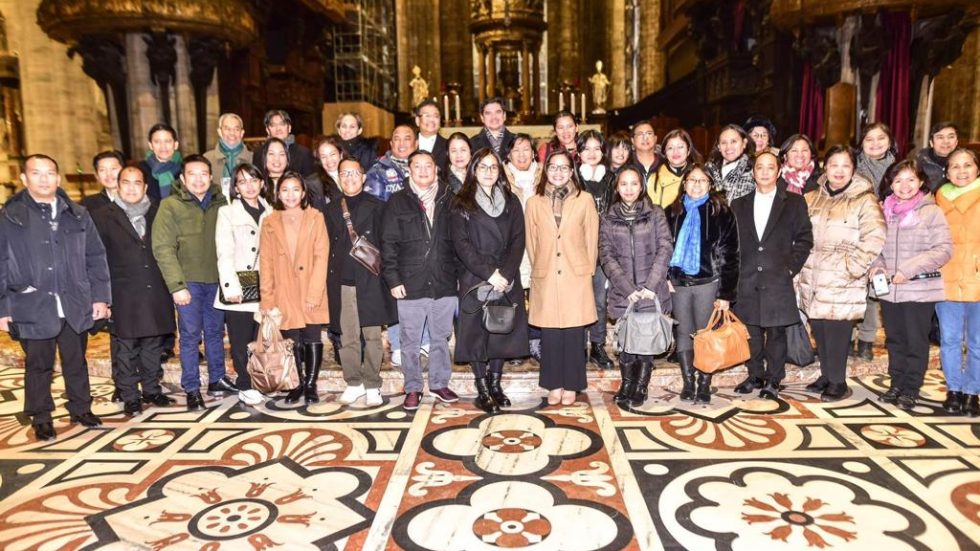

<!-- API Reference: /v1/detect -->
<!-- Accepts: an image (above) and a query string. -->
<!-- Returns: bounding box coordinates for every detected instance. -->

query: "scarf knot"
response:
[669,194,710,275]
[145,151,182,196]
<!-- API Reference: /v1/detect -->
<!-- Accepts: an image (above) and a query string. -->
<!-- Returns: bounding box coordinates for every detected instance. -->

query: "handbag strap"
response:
[461,282,491,315]
[341,198,360,242]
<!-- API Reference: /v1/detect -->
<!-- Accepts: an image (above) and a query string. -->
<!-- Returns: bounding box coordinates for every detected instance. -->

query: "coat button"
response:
[144,265,149,269]
[557,252,561,257]
[299,266,304,270]
[251,230,256,235]
[757,266,763,272]
[558,270,562,275]
[251,247,256,252]
[224,283,230,287]
[47,266,53,271]
[758,246,764,252]
[146,285,152,289]
[247,265,252,270]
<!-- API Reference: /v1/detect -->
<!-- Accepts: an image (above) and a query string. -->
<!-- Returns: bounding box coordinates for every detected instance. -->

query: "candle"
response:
[570,93,576,115]
[455,94,461,122]
[558,93,564,113]
[444,95,450,123]
[581,94,586,122]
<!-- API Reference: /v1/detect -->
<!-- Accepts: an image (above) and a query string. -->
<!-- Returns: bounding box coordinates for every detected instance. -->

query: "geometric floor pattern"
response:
[1,357,979,549]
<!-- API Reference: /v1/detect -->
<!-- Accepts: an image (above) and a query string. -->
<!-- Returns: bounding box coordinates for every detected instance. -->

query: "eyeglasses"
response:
[339,170,362,178]
[547,164,572,173]
[749,132,768,140]
[476,164,499,174]
[633,131,655,139]
[685,178,710,186]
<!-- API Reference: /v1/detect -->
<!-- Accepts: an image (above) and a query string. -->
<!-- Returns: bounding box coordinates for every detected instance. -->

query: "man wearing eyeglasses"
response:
[630,121,664,186]
[204,113,253,199]
[415,100,448,174]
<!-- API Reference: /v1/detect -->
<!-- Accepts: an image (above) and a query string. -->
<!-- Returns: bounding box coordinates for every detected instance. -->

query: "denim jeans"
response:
[936,301,980,394]
[175,282,226,392]
[588,267,608,344]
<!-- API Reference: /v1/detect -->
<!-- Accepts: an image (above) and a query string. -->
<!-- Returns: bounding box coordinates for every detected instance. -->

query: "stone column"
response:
[521,41,531,117]
[173,35,197,154]
[607,0,627,108]
[125,32,160,158]
[638,0,665,98]
[487,44,496,98]
[477,44,486,105]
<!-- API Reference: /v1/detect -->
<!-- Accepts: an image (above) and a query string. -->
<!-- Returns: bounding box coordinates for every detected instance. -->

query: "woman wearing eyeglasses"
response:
[451,148,529,413]
[214,163,271,406]
[525,149,599,406]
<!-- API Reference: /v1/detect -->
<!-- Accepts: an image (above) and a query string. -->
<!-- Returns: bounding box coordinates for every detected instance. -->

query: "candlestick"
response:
[443,95,450,124]
[455,94,461,122]
[570,93,575,115]
[558,92,564,113]
[581,94,586,123]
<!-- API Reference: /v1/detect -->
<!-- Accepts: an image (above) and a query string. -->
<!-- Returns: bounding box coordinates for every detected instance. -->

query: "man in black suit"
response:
[415,99,448,174]
[82,150,125,212]
[255,109,316,177]
[730,151,813,399]
[469,97,516,158]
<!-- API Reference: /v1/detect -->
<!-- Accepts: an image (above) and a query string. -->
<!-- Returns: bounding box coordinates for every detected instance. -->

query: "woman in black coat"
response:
[90,165,177,414]
[665,164,739,404]
[730,152,814,400]
[451,148,529,413]
[326,158,397,408]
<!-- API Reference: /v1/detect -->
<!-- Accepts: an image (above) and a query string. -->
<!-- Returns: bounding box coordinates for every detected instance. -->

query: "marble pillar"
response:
[933,27,980,143]
[607,0,628,108]
[174,35,197,155]
[125,32,161,159]
[638,0,665,98]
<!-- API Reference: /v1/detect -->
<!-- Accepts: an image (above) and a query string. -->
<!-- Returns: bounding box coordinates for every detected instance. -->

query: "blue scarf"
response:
[669,194,710,276]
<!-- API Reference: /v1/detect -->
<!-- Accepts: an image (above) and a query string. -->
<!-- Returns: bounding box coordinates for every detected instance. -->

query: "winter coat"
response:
[599,200,674,319]
[799,175,886,320]
[665,198,740,301]
[451,190,529,362]
[364,152,409,202]
[647,164,684,209]
[870,194,952,303]
[254,141,315,178]
[936,183,980,302]
[579,167,615,216]
[325,192,396,332]
[777,168,822,195]
[380,182,457,300]
[0,188,111,340]
[707,154,756,204]
[214,198,271,313]
[915,148,948,193]
[341,136,379,175]
[731,188,814,327]
[525,189,599,328]
[420,133,449,174]
[303,172,342,213]
[204,145,254,194]
[91,202,175,338]
[151,180,227,292]
[80,190,114,213]
[470,128,517,158]
[259,208,330,330]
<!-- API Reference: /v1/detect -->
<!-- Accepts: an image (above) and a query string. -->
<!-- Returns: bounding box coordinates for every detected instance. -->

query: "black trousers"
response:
[115,335,165,402]
[282,324,323,345]
[539,326,587,391]
[471,359,504,378]
[745,324,788,384]
[880,301,936,395]
[810,318,853,384]
[225,310,257,390]
[21,321,91,423]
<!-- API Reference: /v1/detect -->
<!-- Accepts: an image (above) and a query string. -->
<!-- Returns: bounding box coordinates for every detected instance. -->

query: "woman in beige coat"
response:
[259,171,330,404]
[799,145,885,401]
[525,149,599,405]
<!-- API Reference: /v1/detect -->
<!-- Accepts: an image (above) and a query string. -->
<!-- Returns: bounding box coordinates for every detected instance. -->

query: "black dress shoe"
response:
[896,393,917,411]
[759,383,780,400]
[70,412,103,427]
[160,349,175,362]
[143,393,177,406]
[878,387,900,404]
[207,376,238,396]
[124,400,143,415]
[805,376,829,393]
[856,340,874,361]
[32,422,56,441]
[734,376,766,394]
[965,395,980,418]
[186,391,205,411]
[589,342,614,369]
[821,382,848,402]
[110,388,122,403]
[943,391,964,415]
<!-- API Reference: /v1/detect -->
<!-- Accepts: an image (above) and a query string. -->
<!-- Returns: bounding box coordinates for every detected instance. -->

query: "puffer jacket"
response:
[599,200,674,319]
[871,194,952,303]
[151,180,228,292]
[936,182,980,302]
[799,174,886,320]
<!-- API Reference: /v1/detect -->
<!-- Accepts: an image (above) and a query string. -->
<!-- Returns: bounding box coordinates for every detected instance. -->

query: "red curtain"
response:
[799,63,824,144]
[875,12,912,157]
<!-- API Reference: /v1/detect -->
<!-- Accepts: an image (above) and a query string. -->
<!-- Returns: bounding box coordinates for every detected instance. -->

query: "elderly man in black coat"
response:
[0,154,111,441]
[731,151,814,400]
[92,166,177,415]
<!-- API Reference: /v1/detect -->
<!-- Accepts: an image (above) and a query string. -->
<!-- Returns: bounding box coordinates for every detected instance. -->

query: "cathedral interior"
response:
[0,1,979,550]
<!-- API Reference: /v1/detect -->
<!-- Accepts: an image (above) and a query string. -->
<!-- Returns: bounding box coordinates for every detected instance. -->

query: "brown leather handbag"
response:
[342,198,382,276]
[246,311,299,393]
[692,307,751,373]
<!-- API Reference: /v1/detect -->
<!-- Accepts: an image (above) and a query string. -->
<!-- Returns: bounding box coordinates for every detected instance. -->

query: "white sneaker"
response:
[420,343,430,357]
[391,350,402,367]
[238,389,263,406]
[339,384,366,405]
[365,388,383,407]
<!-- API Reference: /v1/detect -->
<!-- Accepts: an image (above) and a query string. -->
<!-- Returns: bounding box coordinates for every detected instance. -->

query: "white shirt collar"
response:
[418,133,437,152]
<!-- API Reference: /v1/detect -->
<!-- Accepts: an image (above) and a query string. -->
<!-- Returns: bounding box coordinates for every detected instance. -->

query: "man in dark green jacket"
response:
[152,154,232,410]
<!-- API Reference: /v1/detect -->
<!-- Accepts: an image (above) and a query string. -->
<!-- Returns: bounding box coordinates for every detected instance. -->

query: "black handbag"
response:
[786,318,816,366]
[220,250,260,304]
[342,198,382,276]
[462,283,518,335]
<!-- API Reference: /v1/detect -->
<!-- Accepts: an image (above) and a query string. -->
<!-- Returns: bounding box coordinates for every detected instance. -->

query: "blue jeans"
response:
[176,282,226,392]
[936,301,980,394]
[588,267,608,344]
[387,321,430,353]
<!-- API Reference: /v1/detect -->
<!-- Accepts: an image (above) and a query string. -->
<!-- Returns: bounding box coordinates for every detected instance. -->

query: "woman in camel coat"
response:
[260,171,329,404]
[525,149,599,406]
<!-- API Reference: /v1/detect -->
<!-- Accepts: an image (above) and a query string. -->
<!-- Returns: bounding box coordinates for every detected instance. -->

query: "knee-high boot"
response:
[629,359,654,407]
[614,360,637,405]
[677,350,696,402]
[285,342,306,403]
[695,370,713,404]
[304,343,323,403]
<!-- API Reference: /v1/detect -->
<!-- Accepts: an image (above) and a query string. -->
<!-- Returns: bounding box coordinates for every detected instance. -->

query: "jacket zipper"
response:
[629,220,638,287]
[892,222,900,302]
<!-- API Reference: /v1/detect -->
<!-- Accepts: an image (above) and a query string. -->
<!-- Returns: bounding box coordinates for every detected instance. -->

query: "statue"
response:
[589,60,610,113]
[409,65,429,109]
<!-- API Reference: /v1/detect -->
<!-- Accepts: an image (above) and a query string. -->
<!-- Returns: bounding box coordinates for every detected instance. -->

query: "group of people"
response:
[2,97,978,443]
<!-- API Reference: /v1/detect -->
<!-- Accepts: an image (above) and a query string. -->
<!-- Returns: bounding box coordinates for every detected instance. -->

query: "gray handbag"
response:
[613,299,675,356]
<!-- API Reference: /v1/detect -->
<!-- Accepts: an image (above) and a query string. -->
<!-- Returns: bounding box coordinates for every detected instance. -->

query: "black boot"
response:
[474,377,500,414]
[677,350,696,402]
[304,343,323,404]
[965,395,980,418]
[487,370,511,407]
[614,361,637,405]
[943,391,964,415]
[285,343,306,404]
[856,340,874,361]
[589,342,614,369]
[847,339,859,358]
[694,371,712,404]
[629,360,654,407]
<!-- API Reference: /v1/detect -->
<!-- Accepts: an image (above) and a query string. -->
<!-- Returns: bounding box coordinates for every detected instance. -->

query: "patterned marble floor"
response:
[0,344,978,550]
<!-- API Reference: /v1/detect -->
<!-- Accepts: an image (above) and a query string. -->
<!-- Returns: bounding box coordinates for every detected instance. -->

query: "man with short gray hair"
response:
[204,113,253,199]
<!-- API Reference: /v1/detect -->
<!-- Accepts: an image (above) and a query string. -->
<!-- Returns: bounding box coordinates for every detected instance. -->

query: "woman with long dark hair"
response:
[306,135,346,211]
[446,132,472,194]
[451,148,529,413]
[537,111,579,162]
[261,137,290,204]
[777,134,822,195]
[648,128,699,208]
[706,124,756,204]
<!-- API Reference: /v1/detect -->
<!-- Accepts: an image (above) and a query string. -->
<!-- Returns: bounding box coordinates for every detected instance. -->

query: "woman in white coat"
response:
[214,163,272,405]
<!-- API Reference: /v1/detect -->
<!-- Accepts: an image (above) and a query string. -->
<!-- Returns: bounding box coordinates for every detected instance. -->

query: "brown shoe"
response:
[429,387,459,403]
[403,391,422,411]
